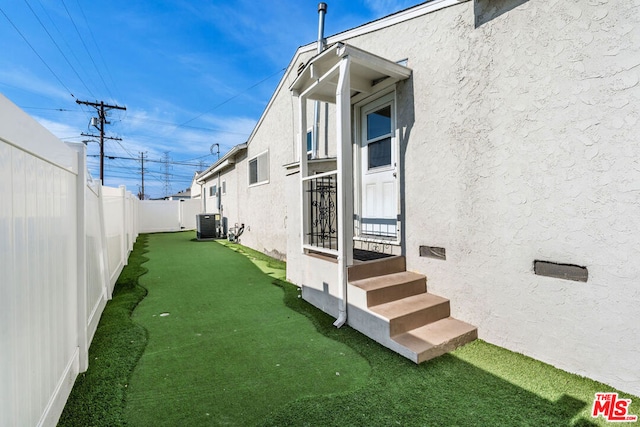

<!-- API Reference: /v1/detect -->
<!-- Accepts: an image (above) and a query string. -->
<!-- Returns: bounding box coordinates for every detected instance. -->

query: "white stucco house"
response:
[197,0,640,396]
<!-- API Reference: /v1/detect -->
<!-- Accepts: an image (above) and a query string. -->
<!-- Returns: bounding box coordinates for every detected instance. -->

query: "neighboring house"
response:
[165,188,191,200]
[197,0,640,396]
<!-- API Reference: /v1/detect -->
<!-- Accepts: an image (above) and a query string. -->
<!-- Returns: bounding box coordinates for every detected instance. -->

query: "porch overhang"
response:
[291,43,411,329]
[290,43,412,103]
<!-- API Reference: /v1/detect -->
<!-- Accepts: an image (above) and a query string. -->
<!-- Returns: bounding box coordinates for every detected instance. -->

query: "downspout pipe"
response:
[312,2,327,159]
[333,56,352,329]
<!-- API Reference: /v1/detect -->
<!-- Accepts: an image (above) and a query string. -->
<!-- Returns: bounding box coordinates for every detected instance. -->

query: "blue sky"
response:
[0,0,419,198]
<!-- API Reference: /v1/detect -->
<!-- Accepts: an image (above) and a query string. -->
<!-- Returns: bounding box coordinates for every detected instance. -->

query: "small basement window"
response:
[534,260,588,282]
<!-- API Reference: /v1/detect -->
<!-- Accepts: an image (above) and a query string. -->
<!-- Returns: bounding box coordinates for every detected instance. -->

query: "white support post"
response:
[334,56,353,327]
[299,96,308,253]
[97,183,110,300]
[69,143,89,372]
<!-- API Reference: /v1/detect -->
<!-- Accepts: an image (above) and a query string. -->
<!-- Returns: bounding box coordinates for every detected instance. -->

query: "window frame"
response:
[248,149,270,187]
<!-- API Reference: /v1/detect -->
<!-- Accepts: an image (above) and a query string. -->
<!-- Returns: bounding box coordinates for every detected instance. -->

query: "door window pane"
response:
[368,137,391,169]
[367,105,391,140]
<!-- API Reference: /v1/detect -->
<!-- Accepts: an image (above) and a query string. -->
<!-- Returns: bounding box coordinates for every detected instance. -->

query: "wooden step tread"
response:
[349,271,425,291]
[370,292,448,319]
[392,317,477,363]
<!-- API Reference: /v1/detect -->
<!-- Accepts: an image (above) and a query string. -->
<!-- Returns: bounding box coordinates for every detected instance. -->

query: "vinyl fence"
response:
[138,198,200,233]
[0,94,139,427]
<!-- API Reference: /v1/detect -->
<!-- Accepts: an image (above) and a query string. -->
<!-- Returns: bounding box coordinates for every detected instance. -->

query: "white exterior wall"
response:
[282,0,640,395]
[0,94,139,426]
[350,0,639,394]
[238,70,314,260]
[219,164,241,234]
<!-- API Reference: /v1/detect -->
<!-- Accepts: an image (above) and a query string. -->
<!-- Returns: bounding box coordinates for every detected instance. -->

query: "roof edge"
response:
[245,0,469,147]
[196,143,247,182]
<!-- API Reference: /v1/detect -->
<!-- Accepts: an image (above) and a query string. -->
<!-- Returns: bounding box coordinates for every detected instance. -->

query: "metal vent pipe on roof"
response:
[317,3,327,53]
[312,2,327,159]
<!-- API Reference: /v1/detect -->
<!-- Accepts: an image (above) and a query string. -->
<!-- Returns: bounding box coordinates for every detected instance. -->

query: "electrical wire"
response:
[60,0,113,100]
[0,6,75,98]
[175,67,286,129]
[74,0,119,99]
[23,0,95,97]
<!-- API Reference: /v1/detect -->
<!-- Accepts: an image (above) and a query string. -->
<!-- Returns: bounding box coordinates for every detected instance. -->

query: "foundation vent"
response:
[534,260,588,282]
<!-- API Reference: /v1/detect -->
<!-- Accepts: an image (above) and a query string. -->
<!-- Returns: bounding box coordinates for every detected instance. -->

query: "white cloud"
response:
[0,67,72,103]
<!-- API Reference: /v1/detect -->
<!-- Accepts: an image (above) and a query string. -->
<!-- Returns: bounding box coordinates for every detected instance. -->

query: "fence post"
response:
[97,184,111,300]
[68,143,89,372]
[119,185,127,268]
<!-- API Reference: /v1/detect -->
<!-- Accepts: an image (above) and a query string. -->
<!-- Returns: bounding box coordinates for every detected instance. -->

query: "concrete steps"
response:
[347,256,476,363]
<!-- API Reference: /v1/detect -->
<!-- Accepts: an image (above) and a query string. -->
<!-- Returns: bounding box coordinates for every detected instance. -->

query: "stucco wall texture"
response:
[335,0,639,395]
[241,0,640,395]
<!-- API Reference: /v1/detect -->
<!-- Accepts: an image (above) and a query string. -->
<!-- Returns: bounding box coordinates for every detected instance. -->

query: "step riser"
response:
[347,255,477,364]
[416,328,478,363]
[367,278,426,307]
[389,301,450,337]
[348,256,406,282]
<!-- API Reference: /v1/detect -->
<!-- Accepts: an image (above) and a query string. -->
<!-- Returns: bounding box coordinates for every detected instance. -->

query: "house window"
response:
[222,180,226,195]
[209,185,217,197]
[366,105,392,169]
[249,150,269,186]
[307,130,313,156]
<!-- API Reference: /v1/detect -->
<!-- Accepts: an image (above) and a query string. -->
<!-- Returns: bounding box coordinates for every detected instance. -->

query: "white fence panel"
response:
[102,186,137,290]
[139,198,201,233]
[1,94,80,427]
[180,199,200,230]
[0,94,139,426]
[84,178,110,347]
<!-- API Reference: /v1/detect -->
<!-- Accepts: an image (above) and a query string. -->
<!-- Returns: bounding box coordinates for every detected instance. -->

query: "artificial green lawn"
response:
[58,236,149,426]
[123,233,369,426]
[60,231,639,426]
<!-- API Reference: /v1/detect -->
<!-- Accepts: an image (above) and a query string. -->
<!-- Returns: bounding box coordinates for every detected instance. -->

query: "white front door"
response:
[359,94,397,239]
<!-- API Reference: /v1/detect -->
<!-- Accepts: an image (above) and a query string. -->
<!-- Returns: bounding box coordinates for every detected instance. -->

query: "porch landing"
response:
[347,256,477,363]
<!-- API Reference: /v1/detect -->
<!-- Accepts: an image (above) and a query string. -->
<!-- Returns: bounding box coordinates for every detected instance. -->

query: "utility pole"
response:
[76,99,126,183]
[139,152,147,200]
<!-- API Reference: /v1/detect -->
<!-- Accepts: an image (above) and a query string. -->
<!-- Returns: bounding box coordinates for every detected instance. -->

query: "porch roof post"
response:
[334,55,353,328]
[299,95,308,253]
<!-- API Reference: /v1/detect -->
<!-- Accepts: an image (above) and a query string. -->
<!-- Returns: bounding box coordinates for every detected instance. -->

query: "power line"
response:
[23,0,95,97]
[0,6,75,98]
[175,67,286,129]
[34,0,88,74]
[74,0,119,98]
[60,0,113,99]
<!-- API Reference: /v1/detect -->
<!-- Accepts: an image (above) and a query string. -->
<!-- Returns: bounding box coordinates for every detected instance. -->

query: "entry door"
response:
[360,94,397,238]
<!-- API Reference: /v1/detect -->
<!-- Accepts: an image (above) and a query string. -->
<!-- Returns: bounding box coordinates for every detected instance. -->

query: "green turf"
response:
[60,231,639,426]
[58,235,149,427]
[123,232,370,426]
